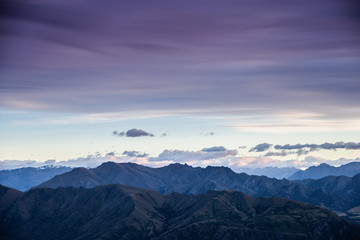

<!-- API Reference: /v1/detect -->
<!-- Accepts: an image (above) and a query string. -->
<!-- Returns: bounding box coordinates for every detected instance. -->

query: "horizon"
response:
[1,0,359,171]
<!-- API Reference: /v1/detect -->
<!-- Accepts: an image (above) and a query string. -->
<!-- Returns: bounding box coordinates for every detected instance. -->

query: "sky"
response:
[0,0,360,170]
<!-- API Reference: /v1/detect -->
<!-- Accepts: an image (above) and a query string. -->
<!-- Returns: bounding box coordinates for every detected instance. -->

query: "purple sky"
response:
[0,0,359,168]
[1,0,359,114]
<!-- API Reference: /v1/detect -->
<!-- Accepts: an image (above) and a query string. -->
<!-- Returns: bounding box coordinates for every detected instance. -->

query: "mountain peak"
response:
[289,161,360,180]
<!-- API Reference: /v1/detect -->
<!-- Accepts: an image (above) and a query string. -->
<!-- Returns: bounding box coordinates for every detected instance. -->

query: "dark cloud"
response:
[113,131,125,136]
[202,146,227,152]
[126,129,154,137]
[296,149,310,156]
[105,152,115,156]
[274,142,360,151]
[239,146,247,149]
[161,133,167,137]
[249,143,272,152]
[113,129,154,137]
[274,144,318,151]
[123,151,148,157]
[264,151,287,157]
[343,142,360,150]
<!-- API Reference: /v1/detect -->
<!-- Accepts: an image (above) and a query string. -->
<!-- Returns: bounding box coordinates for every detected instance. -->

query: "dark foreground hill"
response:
[1,184,360,240]
[0,166,72,191]
[36,162,356,211]
[289,162,360,180]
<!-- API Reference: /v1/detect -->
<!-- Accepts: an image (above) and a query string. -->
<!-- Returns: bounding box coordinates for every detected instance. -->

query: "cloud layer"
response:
[274,142,360,151]
[2,153,359,172]
[1,0,359,132]
[149,146,238,163]
[247,141,360,157]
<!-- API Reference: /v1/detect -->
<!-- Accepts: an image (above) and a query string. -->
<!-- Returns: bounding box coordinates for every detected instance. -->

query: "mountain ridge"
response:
[0,166,72,191]
[289,162,360,180]
[35,162,356,212]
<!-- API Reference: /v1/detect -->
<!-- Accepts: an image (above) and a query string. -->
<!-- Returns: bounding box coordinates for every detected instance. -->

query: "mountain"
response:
[237,166,299,179]
[0,166,72,191]
[294,174,360,224]
[288,162,360,180]
[1,184,359,240]
[295,173,360,207]
[36,162,355,211]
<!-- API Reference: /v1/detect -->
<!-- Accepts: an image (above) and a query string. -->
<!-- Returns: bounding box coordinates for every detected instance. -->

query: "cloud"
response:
[113,131,125,136]
[44,159,56,165]
[113,129,154,137]
[1,0,359,135]
[239,146,247,149]
[274,142,360,152]
[161,133,167,137]
[264,151,287,157]
[149,147,237,163]
[202,146,227,152]
[249,143,272,152]
[123,151,148,158]
[274,143,317,151]
[1,154,359,171]
[295,149,310,156]
[105,152,116,161]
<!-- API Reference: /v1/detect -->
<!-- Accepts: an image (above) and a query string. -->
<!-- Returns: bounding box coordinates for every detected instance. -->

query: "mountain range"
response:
[3,161,360,191]
[0,166,72,191]
[295,174,360,207]
[236,166,299,179]
[288,162,360,180]
[35,162,358,212]
[1,184,360,240]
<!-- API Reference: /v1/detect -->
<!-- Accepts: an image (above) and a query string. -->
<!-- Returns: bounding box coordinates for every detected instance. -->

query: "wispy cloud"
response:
[1,0,359,134]
[1,153,359,170]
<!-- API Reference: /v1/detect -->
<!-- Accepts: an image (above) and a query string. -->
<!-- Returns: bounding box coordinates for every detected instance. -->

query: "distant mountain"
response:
[288,162,360,180]
[1,184,359,240]
[237,166,299,179]
[36,162,355,211]
[295,173,360,206]
[0,166,72,191]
